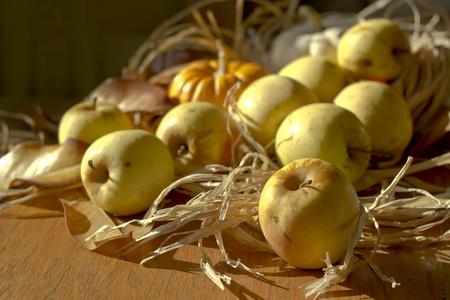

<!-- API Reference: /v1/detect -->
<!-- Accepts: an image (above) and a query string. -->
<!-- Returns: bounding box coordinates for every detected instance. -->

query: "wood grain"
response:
[1,202,449,300]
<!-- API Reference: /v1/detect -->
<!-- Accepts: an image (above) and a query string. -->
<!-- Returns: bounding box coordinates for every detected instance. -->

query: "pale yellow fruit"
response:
[81,129,174,216]
[237,74,318,147]
[259,158,360,269]
[337,18,411,81]
[334,80,413,167]
[275,103,372,184]
[279,56,347,103]
[58,98,133,145]
[156,101,235,176]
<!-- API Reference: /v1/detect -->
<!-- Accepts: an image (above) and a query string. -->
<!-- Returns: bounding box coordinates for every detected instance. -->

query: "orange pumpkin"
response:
[167,59,270,109]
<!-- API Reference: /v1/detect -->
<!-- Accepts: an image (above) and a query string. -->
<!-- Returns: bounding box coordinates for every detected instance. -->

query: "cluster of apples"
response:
[57,94,241,216]
[57,99,170,216]
[247,18,414,269]
[57,17,414,269]
[239,18,413,182]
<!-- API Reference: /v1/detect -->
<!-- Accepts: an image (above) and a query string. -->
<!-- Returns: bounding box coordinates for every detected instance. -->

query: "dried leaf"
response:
[87,77,174,110]
[8,164,82,190]
[85,77,176,133]
[60,195,124,251]
[0,138,89,189]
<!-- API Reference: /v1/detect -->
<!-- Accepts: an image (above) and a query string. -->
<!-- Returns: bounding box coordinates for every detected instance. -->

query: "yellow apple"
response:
[334,80,413,167]
[155,101,235,176]
[58,98,133,144]
[337,18,411,81]
[279,56,347,103]
[236,74,318,148]
[81,129,174,216]
[275,103,371,184]
[258,158,360,269]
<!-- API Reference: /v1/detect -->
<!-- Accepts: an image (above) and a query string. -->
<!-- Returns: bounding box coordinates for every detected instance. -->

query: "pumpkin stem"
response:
[214,39,227,78]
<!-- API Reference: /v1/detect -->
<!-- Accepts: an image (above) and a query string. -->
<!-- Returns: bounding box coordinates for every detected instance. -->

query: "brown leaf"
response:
[61,194,152,252]
[0,138,89,189]
[9,164,82,189]
[60,194,122,251]
[85,77,176,133]
[86,77,175,111]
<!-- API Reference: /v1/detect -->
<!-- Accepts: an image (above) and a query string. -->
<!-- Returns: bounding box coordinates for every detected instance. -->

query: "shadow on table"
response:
[88,216,450,300]
[319,240,450,299]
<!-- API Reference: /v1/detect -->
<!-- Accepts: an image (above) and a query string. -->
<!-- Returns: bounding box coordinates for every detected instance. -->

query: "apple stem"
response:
[299,179,313,189]
[88,159,108,177]
[177,144,190,157]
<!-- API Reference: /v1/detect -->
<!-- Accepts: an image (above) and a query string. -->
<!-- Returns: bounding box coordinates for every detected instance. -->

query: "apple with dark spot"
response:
[258,158,360,269]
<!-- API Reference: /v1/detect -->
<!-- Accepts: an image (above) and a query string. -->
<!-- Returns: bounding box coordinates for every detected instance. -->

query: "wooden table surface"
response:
[1,201,449,300]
